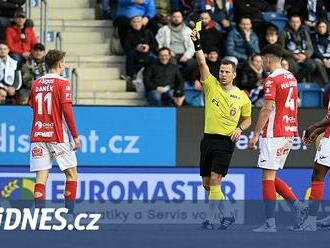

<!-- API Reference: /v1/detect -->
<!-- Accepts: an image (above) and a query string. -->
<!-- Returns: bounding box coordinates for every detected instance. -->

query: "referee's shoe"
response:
[218,215,235,230]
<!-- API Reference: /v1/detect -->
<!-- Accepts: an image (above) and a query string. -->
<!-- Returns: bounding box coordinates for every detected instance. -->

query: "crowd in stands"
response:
[2,1,330,107]
[102,0,330,107]
[0,1,47,105]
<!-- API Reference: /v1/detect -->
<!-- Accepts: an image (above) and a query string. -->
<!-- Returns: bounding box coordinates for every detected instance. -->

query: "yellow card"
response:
[195,21,202,31]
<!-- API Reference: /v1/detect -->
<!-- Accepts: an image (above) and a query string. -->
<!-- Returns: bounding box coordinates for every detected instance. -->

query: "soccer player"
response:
[191,29,252,230]
[296,102,330,231]
[249,44,305,232]
[29,49,80,212]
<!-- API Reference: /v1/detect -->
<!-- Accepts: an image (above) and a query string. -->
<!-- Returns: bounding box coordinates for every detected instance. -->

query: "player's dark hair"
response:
[260,44,283,58]
[220,59,237,72]
[45,49,66,69]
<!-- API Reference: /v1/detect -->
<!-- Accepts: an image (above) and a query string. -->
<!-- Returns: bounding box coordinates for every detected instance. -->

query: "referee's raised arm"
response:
[191,29,210,81]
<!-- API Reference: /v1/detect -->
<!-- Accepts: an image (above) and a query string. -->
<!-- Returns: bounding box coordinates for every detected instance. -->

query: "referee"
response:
[191,29,252,230]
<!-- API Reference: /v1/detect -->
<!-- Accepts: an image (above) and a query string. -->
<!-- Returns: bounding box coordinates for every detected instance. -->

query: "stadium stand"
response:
[31,0,146,105]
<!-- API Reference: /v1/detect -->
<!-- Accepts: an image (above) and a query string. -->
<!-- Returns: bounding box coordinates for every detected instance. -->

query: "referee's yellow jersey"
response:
[202,74,252,136]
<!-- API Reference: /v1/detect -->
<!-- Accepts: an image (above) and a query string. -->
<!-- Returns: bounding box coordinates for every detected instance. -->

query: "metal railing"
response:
[39,0,48,48]
[25,0,32,20]
[71,69,79,105]
[55,32,63,50]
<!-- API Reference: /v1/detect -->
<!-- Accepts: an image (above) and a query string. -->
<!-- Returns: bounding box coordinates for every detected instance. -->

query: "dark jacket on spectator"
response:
[311,32,330,60]
[0,0,25,18]
[279,25,314,58]
[5,21,38,55]
[233,0,273,22]
[200,20,223,55]
[124,27,157,53]
[144,61,184,95]
[285,0,327,22]
[225,27,260,60]
[237,61,267,91]
[193,59,221,83]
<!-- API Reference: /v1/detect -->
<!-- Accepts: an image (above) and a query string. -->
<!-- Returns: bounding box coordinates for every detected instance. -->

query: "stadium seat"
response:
[298,83,324,108]
[262,12,288,32]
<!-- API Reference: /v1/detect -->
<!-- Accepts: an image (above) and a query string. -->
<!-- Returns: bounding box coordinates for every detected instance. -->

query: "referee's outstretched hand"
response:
[191,29,200,42]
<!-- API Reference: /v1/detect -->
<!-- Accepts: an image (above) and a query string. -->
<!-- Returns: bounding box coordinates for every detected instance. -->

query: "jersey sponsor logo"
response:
[283,73,295,79]
[34,131,54,138]
[264,80,273,87]
[32,146,43,157]
[284,126,297,132]
[39,78,54,85]
[283,115,296,123]
[65,93,72,100]
[276,147,290,157]
[66,86,71,91]
[259,159,267,163]
[230,94,240,100]
[211,98,220,107]
[34,121,55,130]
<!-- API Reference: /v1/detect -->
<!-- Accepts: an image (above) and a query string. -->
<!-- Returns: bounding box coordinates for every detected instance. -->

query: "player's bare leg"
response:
[63,167,78,214]
[34,169,49,208]
[295,163,329,231]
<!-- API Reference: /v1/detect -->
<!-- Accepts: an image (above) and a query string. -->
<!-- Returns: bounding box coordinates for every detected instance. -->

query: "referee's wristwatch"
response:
[238,126,244,132]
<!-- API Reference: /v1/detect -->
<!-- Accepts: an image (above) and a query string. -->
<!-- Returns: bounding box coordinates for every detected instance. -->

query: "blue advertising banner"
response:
[0,106,176,166]
[0,167,327,200]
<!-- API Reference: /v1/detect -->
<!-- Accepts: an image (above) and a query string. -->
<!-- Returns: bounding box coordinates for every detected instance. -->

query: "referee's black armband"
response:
[193,40,202,51]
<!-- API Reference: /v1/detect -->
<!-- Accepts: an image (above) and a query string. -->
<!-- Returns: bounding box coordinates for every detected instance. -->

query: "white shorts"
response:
[314,138,330,167]
[257,137,293,170]
[30,142,77,172]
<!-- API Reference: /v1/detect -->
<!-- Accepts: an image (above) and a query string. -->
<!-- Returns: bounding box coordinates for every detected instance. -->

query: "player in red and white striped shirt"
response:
[29,49,80,209]
[249,44,305,232]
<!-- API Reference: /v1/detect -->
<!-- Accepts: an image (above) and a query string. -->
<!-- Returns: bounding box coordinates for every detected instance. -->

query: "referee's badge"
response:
[230,107,237,117]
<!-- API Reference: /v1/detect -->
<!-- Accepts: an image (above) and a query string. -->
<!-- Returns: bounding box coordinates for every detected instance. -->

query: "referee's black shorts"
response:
[200,133,235,177]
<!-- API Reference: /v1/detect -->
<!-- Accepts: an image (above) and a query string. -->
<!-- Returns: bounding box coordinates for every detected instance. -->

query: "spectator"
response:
[279,14,317,82]
[237,54,267,92]
[5,8,37,65]
[225,16,260,65]
[199,11,223,55]
[261,24,280,49]
[17,43,47,104]
[154,0,172,27]
[0,87,6,104]
[233,0,273,23]
[156,10,196,82]
[124,16,157,81]
[101,0,111,19]
[193,47,221,91]
[311,20,330,85]
[285,0,327,29]
[143,47,185,106]
[0,41,22,102]
[211,0,234,33]
[0,0,25,40]
[114,0,156,47]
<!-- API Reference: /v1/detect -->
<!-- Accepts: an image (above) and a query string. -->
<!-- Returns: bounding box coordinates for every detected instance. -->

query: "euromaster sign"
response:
[0,106,176,166]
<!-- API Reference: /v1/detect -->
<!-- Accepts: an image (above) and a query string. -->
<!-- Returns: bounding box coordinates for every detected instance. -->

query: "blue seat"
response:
[298,83,324,108]
[328,12,330,22]
[262,12,288,32]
